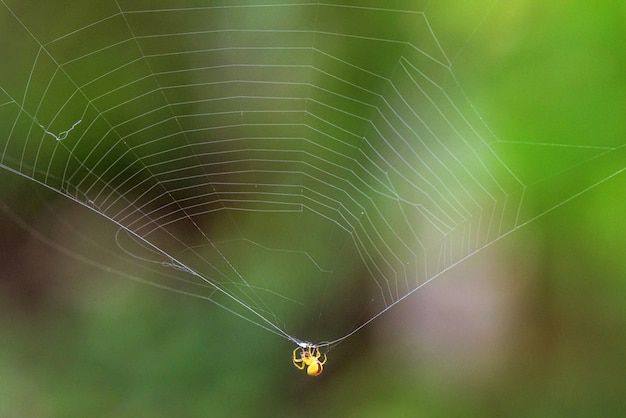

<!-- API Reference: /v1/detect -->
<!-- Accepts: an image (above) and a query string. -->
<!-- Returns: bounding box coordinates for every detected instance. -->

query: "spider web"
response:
[1,0,623,347]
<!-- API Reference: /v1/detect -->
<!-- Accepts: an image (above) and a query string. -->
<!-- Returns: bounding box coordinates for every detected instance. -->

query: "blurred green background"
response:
[1,1,625,417]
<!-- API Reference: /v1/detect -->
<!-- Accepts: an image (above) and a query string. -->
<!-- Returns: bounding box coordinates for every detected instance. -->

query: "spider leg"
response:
[293,347,306,369]
[319,353,327,365]
[311,347,326,365]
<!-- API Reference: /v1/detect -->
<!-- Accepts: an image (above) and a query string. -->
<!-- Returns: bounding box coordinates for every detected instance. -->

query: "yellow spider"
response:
[293,346,327,376]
